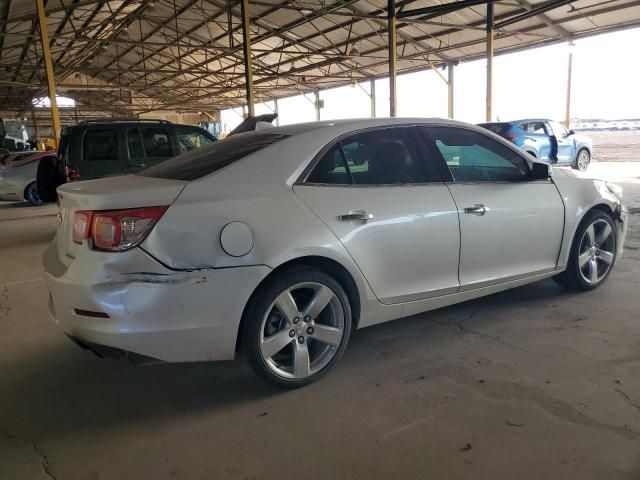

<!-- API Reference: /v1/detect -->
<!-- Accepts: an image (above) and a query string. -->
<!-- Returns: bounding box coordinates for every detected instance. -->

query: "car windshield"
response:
[139,132,289,181]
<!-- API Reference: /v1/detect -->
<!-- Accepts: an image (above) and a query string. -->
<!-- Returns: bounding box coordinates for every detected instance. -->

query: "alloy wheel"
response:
[577,150,590,171]
[259,281,345,380]
[578,219,615,285]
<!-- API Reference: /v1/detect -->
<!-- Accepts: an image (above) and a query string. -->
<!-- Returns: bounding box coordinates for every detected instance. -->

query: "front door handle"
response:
[464,204,489,216]
[338,210,374,222]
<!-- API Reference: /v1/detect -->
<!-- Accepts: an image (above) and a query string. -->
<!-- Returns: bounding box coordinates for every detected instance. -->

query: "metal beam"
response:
[314,90,321,121]
[397,0,488,19]
[496,0,576,29]
[564,42,573,128]
[36,0,62,146]
[486,0,494,122]
[240,0,255,116]
[370,79,376,118]
[388,0,397,117]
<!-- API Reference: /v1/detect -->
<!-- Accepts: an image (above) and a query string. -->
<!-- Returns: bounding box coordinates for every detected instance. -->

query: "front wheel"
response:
[24,182,44,206]
[553,211,617,291]
[574,148,590,171]
[242,266,352,388]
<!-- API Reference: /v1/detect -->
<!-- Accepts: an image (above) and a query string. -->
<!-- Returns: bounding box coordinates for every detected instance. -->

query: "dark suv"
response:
[37,119,215,201]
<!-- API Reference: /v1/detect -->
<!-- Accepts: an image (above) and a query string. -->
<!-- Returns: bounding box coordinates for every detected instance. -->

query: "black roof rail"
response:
[77,118,172,125]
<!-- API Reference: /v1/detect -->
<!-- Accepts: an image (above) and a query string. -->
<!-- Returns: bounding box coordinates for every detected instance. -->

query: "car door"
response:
[421,125,564,290]
[293,126,461,304]
[547,121,573,164]
[125,125,174,174]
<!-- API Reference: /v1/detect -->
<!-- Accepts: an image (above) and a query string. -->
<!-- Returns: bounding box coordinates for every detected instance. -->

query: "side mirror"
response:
[568,129,575,136]
[530,162,552,180]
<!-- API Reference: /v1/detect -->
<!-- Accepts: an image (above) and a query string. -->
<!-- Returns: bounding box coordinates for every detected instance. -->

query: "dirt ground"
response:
[586,130,640,162]
[1,164,640,480]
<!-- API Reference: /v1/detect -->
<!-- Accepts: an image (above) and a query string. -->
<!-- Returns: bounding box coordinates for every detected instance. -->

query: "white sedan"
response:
[44,118,628,387]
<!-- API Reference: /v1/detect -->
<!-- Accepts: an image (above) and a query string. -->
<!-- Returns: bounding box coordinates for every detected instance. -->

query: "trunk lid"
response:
[55,174,187,266]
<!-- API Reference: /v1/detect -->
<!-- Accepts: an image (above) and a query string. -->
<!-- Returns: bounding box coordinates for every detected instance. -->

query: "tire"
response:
[553,210,617,291]
[242,266,352,388]
[574,148,590,171]
[24,182,44,206]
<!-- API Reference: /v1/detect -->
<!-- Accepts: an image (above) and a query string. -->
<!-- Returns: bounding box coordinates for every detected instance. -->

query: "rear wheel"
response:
[242,266,352,388]
[553,211,617,291]
[24,182,44,206]
[574,148,590,171]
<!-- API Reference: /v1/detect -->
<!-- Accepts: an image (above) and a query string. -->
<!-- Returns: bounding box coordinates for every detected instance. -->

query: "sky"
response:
[221,27,640,132]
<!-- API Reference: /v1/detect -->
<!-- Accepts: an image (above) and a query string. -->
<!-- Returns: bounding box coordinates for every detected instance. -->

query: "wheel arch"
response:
[23,181,36,203]
[236,255,362,352]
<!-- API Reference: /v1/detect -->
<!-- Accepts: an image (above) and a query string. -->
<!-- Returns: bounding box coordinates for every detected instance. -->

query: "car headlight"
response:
[606,182,623,201]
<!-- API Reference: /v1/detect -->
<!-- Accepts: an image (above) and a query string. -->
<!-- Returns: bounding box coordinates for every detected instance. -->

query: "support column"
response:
[36,0,61,147]
[273,98,279,126]
[370,79,376,118]
[447,63,454,119]
[240,0,255,117]
[314,90,321,121]
[564,42,574,128]
[388,0,397,117]
[485,0,494,122]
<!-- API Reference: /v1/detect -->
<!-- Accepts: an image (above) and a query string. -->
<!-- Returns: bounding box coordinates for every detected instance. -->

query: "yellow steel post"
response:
[388,0,397,117]
[447,63,454,119]
[36,0,62,148]
[240,0,255,117]
[486,0,494,122]
[564,43,574,128]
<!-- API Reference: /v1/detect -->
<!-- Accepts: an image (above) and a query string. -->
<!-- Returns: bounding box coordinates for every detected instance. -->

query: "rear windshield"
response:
[478,122,511,135]
[139,132,289,181]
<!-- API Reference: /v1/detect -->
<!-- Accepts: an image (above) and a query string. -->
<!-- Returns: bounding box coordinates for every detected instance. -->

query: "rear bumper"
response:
[43,242,271,362]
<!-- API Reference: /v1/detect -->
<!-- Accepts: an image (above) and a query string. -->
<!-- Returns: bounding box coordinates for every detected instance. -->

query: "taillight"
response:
[503,134,518,142]
[72,206,168,251]
[72,211,92,244]
[65,165,80,182]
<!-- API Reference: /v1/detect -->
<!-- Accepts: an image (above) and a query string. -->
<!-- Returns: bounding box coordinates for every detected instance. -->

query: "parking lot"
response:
[1,163,639,480]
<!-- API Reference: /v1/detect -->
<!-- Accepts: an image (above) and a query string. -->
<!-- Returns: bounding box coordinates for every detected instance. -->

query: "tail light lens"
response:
[72,206,168,251]
[65,165,81,182]
[503,134,518,142]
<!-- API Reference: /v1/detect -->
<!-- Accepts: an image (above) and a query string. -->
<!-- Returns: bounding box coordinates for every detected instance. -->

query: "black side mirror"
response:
[568,129,575,135]
[530,162,552,180]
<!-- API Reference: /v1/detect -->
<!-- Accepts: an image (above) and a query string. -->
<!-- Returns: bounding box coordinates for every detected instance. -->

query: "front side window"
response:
[83,129,118,162]
[176,127,215,154]
[549,121,569,138]
[428,127,530,182]
[140,127,172,159]
[306,128,432,185]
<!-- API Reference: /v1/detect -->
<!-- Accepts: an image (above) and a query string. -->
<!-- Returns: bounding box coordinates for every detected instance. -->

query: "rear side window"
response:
[306,127,437,185]
[478,122,511,136]
[139,132,288,181]
[83,129,118,162]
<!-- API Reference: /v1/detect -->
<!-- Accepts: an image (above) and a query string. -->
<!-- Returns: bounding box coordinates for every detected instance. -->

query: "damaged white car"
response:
[44,118,627,388]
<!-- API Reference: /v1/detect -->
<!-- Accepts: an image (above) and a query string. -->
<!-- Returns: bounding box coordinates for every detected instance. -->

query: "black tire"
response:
[242,266,352,388]
[573,148,591,171]
[553,210,617,291]
[24,182,44,206]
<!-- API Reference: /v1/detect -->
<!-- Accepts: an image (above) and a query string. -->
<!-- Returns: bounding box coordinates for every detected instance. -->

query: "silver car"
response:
[43,118,627,387]
[0,151,52,205]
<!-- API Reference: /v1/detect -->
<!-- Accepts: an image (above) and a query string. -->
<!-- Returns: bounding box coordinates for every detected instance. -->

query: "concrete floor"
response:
[1,163,640,480]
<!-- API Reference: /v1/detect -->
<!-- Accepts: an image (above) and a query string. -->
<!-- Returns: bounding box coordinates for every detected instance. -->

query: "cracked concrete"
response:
[1,169,640,479]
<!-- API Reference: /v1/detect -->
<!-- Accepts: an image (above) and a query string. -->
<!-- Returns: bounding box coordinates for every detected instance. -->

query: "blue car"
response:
[478,119,592,171]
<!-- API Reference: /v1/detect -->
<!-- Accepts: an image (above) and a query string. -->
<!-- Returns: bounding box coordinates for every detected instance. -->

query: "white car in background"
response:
[0,151,53,205]
[44,118,627,388]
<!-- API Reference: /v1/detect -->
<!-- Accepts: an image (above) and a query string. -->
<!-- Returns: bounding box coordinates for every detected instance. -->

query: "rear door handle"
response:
[464,204,489,216]
[338,210,374,222]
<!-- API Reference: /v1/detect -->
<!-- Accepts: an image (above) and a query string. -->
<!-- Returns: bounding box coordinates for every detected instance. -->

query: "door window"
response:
[520,122,547,134]
[548,121,569,138]
[83,129,118,162]
[140,127,172,159]
[306,128,436,185]
[427,127,530,182]
[176,127,214,154]
[126,128,145,160]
